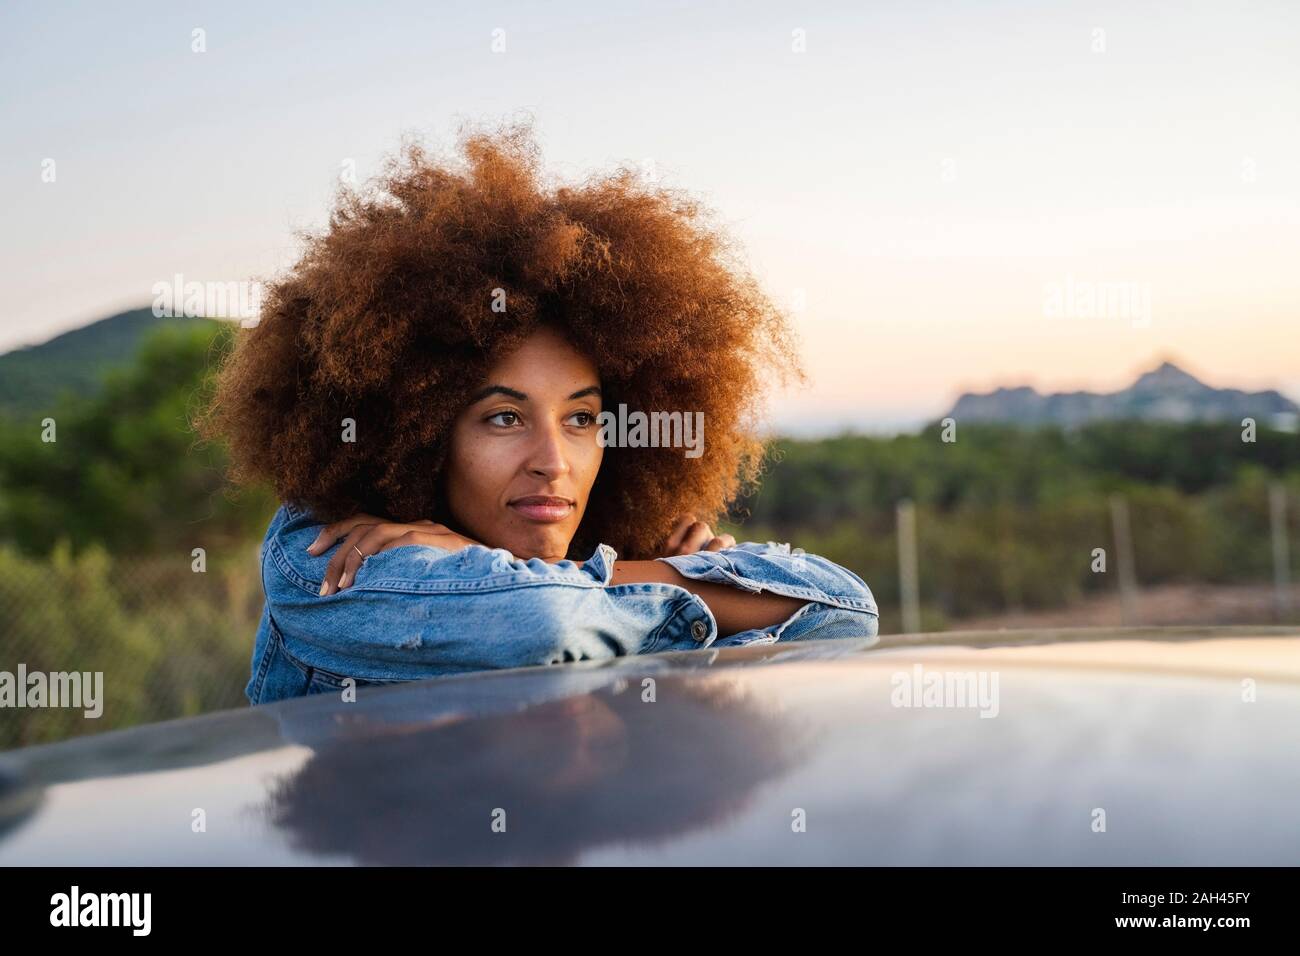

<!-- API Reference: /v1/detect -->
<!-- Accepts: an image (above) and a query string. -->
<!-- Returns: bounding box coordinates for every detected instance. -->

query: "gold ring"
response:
[352,545,365,559]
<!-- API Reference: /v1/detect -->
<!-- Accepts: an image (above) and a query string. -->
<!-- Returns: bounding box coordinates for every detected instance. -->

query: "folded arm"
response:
[610,559,809,635]
[250,505,879,702]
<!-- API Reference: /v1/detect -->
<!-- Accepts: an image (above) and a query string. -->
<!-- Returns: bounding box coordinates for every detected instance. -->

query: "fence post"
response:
[897,499,921,634]
[1109,494,1139,625]
[1270,482,1292,620]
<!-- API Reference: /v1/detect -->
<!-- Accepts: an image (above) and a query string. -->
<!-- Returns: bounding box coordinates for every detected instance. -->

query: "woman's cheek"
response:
[585,435,605,486]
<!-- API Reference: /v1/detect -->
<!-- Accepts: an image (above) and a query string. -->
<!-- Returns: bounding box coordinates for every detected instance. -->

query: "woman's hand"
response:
[307,513,483,595]
[661,513,736,556]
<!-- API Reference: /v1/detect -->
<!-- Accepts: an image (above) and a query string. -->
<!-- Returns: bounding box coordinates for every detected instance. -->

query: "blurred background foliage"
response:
[1,318,1298,747]
[0,321,273,556]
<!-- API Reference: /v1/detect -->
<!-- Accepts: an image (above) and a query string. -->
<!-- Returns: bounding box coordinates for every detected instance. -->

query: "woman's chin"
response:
[495,526,575,563]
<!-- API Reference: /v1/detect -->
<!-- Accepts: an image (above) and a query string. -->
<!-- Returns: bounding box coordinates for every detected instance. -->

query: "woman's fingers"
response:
[340,522,441,590]
[678,520,714,554]
[312,513,398,593]
[307,513,382,555]
[331,523,467,593]
[337,522,421,590]
[664,514,698,554]
[320,525,376,595]
[667,515,738,555]
[316,519,477,594]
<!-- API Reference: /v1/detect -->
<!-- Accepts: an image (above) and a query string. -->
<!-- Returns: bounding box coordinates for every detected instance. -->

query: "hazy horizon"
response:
[7,302,1296,438]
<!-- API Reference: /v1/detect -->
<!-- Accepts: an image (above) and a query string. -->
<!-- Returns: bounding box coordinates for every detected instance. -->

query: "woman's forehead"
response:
[484,326,600,387]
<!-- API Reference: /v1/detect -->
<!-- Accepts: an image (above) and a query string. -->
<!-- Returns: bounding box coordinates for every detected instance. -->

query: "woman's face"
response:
[444,325,604,562]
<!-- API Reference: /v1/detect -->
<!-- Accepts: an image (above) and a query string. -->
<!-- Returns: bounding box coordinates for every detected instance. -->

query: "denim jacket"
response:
[246,503,879,705]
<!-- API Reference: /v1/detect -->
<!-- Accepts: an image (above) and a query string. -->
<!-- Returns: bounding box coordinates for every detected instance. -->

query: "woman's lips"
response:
[509,496,574,523]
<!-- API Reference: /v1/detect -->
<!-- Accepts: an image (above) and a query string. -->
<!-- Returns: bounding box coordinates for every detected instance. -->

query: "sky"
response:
[2,0,1297,434]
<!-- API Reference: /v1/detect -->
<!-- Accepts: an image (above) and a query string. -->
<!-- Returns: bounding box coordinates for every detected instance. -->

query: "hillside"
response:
[0,308,220,418]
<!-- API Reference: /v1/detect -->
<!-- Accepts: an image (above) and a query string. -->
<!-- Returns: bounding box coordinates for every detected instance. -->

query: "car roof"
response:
[1,626,1297,865]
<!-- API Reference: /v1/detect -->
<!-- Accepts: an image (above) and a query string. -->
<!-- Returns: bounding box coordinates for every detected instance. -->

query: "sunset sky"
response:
[2,0,1297,433]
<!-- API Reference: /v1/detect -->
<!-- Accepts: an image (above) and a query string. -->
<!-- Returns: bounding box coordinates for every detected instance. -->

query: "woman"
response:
[203,121,878,705]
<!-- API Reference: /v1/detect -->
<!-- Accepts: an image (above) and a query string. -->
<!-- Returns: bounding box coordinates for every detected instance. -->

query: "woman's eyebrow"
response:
[468,384,602,404]
[468,385,527,404]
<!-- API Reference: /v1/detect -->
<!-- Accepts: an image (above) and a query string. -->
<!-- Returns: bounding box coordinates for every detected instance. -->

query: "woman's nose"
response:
[525,423,570,479]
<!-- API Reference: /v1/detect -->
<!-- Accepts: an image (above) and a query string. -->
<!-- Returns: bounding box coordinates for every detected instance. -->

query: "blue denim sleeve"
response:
[250,505,719,700]
[656,540,880,647]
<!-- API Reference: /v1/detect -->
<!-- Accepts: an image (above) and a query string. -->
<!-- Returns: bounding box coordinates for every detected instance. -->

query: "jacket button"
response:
[691,619,708,642]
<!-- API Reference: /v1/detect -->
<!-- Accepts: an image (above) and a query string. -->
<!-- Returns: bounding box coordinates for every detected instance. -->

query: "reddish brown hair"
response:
[202,120,803,559]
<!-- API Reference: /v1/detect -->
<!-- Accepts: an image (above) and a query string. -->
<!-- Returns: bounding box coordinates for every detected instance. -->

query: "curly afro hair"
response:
[202,119,804,560]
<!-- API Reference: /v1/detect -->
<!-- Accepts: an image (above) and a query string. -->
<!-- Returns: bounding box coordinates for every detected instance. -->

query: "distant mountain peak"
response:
[1132,359,1207,393]
[946,358,1296,428]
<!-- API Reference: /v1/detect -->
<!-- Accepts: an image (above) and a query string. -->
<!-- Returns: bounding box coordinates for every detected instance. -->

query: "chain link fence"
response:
[0,543,263,751]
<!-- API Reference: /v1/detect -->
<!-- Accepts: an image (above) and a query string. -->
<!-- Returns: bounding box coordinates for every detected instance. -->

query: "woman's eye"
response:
[568,411,596,427]
[487,411,521,427]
